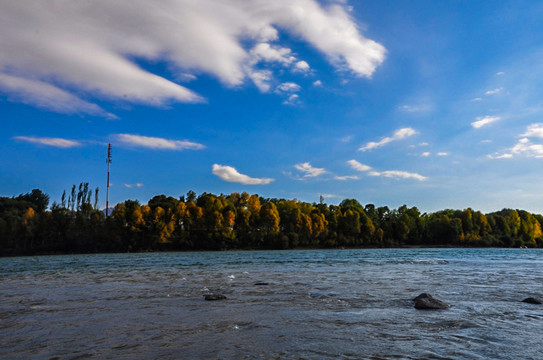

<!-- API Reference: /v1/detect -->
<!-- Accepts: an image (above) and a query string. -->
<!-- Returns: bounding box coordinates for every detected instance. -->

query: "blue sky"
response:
[2,0,543,213]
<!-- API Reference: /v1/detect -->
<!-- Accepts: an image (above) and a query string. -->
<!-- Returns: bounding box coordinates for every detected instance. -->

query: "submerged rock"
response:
[522,297,542,304]
[413,293,450,310]
[254,282,269,286]
[204,294,227,301]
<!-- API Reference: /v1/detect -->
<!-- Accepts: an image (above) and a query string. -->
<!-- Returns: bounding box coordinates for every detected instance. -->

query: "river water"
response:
[1,249,542,359]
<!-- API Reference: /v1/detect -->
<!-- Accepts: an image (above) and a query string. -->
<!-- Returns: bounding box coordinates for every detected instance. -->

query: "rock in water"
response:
[413,293,450,310]
[522,297,542,304]
[254,282,269,286]
[204,294,227,301]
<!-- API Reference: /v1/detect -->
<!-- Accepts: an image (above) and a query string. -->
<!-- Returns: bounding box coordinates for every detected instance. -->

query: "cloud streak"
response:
[334,175,360,180]
[369,170,427,181]
[0,1,385,114]
[358,127,416,151]
[13,136,81,148]
[347,159,372,172]
[485,87,503,95]
[116,134,205,150]
[0,73,116,118]
[212,164,274,185]
[471,115,500,129]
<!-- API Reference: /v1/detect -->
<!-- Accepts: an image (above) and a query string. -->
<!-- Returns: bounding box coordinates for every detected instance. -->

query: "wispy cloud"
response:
[398,104,431,113]
[0,1,385,113]
[312,80,323,87]
[116,134,205,150]
[13,136,81,148]
[421,152,430,157]
[347,159,372,172]
[124,183,144,188]
[212,164,274,185]
[488,153,514,159]
[294,162,326,177]
[0,73,117,118]
[471,115,500,129]
[358,127,416,151]
[437,152,449,156]
[334,175,360,180]
[485,87,503,95]
[369,170,427,181]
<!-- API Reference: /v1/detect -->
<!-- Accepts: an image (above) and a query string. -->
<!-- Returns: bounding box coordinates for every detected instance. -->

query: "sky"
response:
[2,0,543,214]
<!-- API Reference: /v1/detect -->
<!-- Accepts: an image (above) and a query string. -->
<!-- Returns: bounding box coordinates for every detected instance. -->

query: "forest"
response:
[2,184,543,256]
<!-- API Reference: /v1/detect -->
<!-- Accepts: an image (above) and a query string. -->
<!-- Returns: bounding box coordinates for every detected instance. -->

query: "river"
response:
[1,248,542,359]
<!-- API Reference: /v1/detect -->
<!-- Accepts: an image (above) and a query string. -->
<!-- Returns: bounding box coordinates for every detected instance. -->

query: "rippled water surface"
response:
[1,249,543,359]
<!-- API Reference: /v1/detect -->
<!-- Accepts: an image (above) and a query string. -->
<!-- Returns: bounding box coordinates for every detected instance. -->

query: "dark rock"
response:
[522,297,542,304]
[204,294,227,301]
[254,282,269,286]
[413,293,432,302]
[413,293,450,310]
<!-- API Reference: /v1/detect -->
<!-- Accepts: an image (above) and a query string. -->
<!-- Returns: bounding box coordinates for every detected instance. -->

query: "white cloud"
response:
[421,152,430,157]
[212,164,274,185]
[496,71,505,76]
[488,153,513,159]
[294,162,326,177]
[13,136,81,148]
[276,82,301,93]
[521,123,543,138]
[313,80,323,87]
[358,127,416,151]
[489,124,543,159]
[277,82,301,104]
[485,87,503,95]
[247,69,273,93]
[347,159,372,172]
[250,43,296,65]
[472,97,483,102]
[471,115,500,129]
[124,183,144,188]
[0,73,116,118]
[116,134,205,150]
[510,138,543,158]
[282,94,300,105]
[369,170,427,181]
[437,152,449,156]
[334,175,360,180]
[320,193,338,198]
[0,1,385,113]
[294,60,310,72]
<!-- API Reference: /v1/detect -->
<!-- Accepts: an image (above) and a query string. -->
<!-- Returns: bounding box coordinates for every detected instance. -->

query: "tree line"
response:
[1,185,543,255]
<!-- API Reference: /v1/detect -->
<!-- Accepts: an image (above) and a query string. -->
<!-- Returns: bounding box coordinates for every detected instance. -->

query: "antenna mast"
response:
[106,143,112,217]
